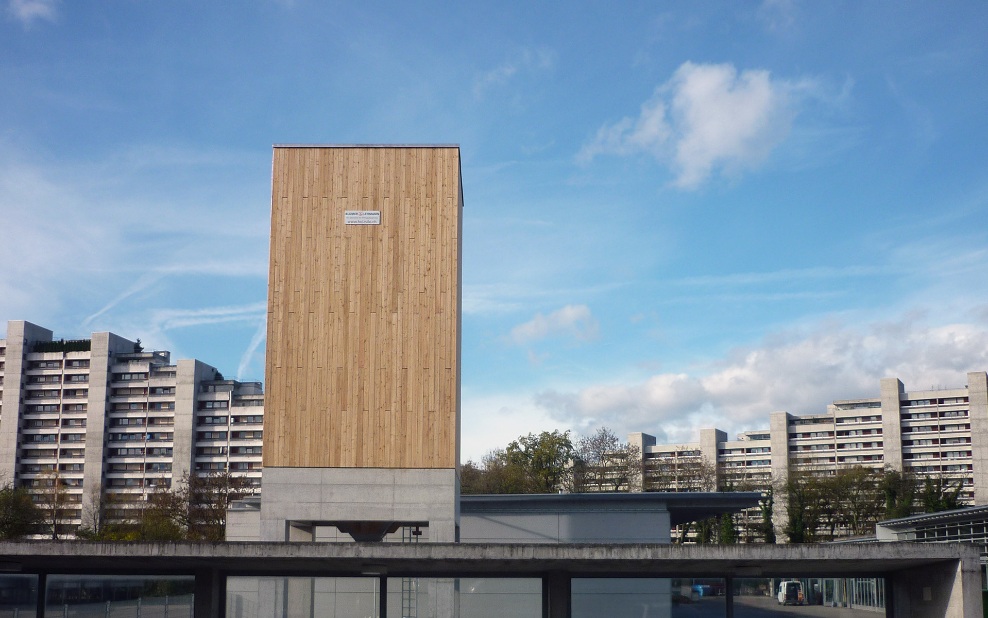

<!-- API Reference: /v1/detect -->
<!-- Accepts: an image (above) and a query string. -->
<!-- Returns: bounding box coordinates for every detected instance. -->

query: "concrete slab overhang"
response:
[461,491,763,527]
[0,540,976,579]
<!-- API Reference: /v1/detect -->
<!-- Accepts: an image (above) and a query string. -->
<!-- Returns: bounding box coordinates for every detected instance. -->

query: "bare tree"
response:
[573,427,642,492]
[36,470,70,539]
[646,450,716,493]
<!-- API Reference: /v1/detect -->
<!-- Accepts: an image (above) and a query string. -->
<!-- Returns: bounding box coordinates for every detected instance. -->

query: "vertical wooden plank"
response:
[264,146,460,469]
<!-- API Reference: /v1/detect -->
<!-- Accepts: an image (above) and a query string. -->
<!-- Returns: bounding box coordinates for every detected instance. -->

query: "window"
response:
[114,372,148,382]
[112,418,146,427]
[198,416,228,425]
[197,431,228,441]
[199,400,229,410]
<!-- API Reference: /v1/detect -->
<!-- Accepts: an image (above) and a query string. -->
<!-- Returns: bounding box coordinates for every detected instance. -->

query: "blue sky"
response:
[3,1,988,461]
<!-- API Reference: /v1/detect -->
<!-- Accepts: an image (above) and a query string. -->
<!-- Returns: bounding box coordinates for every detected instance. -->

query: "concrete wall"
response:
[461,508,671,544]
[892,553,982,618]
[881,377,905,471]
[969,371,988,504]
[81,331,139,524]
[257,467,457,542]
[0,321,52,482]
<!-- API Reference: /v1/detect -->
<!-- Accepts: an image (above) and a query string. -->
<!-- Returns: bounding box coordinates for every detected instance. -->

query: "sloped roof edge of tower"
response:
[272,143,460,148]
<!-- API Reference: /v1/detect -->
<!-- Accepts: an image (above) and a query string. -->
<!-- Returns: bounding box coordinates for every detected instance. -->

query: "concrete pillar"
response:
[769,412,791,540]
[81,332,135,531]
[890,553,982,617]
[545,572,570,618]
[627,433,655,492]
[881,378,905,472]
[967,372,988,504]
[0,321,53,482]
[699,428,726,489]
[194,569,224,618]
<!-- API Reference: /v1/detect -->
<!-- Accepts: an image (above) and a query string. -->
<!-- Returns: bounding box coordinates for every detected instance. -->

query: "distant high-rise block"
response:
[0,320,264,536]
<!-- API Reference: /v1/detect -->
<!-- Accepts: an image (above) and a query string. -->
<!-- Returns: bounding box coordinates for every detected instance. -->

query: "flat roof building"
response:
[629,371,988,542]
[0,319,263,535]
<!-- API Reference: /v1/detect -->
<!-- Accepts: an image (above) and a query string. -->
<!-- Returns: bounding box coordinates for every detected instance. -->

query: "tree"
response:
[781,469,823,544]
[175,472,254,541]
[879,468,916,520]
[758,487,776,544]
[0,484,42,540]
[461,449,532,494]
[36,470,70,540]
[572,427,641,492]
[505,431,574,493]
[110,472,255,541]
[717,512,738,544]
[647,452,716,493]
[920,475,963,513]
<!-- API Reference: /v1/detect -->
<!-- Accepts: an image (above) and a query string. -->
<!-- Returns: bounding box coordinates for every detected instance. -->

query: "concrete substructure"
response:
[0,540,980,618]
[252,468,458,542]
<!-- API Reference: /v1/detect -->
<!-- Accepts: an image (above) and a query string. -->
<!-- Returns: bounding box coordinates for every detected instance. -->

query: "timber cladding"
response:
[264,146,462,469]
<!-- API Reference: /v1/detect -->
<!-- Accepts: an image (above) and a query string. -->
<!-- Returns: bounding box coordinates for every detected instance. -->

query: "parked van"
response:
[778,580,804,605]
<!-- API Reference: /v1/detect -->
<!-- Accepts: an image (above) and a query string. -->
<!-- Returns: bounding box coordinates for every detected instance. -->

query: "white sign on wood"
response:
[344,210,381,225]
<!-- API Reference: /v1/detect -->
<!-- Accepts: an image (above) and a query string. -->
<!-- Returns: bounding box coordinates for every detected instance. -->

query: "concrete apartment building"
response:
[0,319,263,535]
[630,371,988,539]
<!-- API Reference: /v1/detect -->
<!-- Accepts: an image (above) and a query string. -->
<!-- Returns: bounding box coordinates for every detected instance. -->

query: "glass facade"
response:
[0,575,38,618]
[226,577,542,618]
[44,576,194,618]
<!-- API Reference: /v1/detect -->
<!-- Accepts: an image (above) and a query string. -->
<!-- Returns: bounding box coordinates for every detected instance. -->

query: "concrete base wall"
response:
[461,509,671,544]
[256,467,458,542]
[892,553,982,617]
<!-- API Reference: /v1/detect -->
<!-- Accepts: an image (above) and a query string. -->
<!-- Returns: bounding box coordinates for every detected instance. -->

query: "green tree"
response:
[758,487,776,544]
[782,470,822,544]
[879,468,916,520]
[460,449,532,494]
[920,475,963,513]
[505,430,574,493]
[0,484,42,540]
[717,512,738,544]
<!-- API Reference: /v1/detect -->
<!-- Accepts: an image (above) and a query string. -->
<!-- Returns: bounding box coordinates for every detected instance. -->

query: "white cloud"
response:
[7,0,56,27]
[0,140,268,338]
[509,304,599,345]
[460,390,559,462]
[579,61,806,189]
[473,47,556,99]
[530,310,988,444]
[758,0,797,33]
